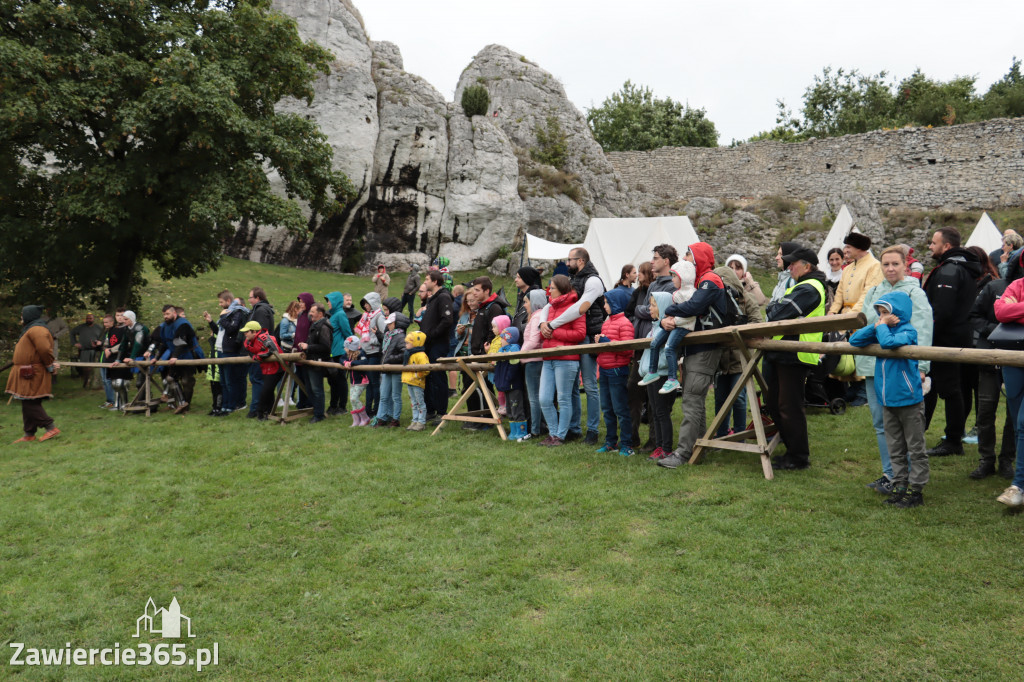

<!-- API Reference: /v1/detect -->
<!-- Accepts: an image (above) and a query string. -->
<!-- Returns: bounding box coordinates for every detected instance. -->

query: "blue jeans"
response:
[599,365,631,447]
[101,367,115,404]
[524,362,544,435]
[407,385,426,423]
[648,327,687,376]
[541,360,578,440]
[714,372,748,437]
[866,377,897,478]
[306,367,326,419]
[378,373,403,421]
[570,352,600,435]
[247,363,263,416]
[1000,366,1024,489]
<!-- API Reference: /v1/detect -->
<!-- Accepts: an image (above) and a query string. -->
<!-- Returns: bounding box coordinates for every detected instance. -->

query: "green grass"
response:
[3,258,1024,679]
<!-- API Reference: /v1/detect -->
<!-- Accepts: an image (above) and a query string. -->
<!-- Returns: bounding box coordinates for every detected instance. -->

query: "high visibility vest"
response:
[773,278,826,366]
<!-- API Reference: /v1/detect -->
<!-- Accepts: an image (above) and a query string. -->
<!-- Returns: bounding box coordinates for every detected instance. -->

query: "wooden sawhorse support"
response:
[431,359,506,440]
[122,366,166,416]
[268,353,313,424]
[689,330,780,480]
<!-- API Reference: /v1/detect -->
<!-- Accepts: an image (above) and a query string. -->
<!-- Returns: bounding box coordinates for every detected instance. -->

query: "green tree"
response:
[800,67,897,137]
[894,69,978,127]
[531,116,568,169]
[587,80,718,151]
[0,0,354,311]
[980,58,1024,119]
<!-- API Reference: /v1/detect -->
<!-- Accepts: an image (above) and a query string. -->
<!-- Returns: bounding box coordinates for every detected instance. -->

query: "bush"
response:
[530,116,568,169]
[461,85,490,118]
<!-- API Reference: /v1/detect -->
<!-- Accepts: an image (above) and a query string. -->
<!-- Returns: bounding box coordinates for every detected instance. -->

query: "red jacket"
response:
[597,312,634,369]
[542,291,586,361]
[243,330,282,375]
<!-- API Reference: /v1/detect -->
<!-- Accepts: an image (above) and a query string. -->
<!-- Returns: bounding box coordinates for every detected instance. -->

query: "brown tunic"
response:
[5,326,55,399]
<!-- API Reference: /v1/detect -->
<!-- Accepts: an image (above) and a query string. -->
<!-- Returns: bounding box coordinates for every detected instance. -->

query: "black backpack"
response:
[700,281,745,330]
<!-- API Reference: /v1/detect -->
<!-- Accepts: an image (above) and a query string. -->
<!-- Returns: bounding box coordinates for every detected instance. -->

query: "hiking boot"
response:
[595,443,617,453]
[618,446,635,457]
[658,378,681,395]
[885,486,908,505]
[584,432,599,446]
[894,486,924,508]
[637,372,660,387]
[999,457,1016,480]
[637,440,655,453]
[968,459,996,480]
[389,420,401,428]
[657,451,686,469]
[544,436,564,448]
[256,413,269,422]
[564,431,582,443]
[997,485,1024,507]
[867,475,894,494]
[926,439,963,457]
[772,455,809,470]
[648,447,665,461]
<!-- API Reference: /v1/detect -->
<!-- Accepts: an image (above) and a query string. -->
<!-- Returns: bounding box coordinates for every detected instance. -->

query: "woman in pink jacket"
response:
[538,276,586,447]
[518,288,549,442]
[992,273,1024,506]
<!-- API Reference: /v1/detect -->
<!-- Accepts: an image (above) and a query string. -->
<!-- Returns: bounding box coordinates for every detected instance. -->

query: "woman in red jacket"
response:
[539,276,587,447]
[992,274,1024,506]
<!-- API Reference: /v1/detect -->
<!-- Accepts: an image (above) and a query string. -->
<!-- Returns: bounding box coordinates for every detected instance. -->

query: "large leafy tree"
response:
[0,0,354,311]
[587,80,718,151]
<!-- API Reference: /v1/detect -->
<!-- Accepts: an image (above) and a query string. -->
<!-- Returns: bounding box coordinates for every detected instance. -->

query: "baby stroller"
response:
[804,330,849,415]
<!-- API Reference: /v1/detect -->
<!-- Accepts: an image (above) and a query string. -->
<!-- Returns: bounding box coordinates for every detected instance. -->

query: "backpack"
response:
[698,277,744,330]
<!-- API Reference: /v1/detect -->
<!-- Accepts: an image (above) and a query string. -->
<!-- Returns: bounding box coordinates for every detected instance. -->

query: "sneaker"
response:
[968,460,996,480]
[771,455,810,470]
[38,428,60,442]
[657,451,686,469]
[233,404,248,413]
[926,439,964,457]
[894,487,924,508]
[407,422,425,432]
[962,426,979,444]
[658,378,680,395]
[497,406,507,416]
[309,416,325,424]
[595,444,617,453]
[997,485,1024,507]
[618,446,635,457]
[885,486,908,505]
[867,475,894,494]
[389,420,401,428]
[544,436,564,448]
[637,373,661,387]
[583,432,599,446]
[516,433,535,443]
[648,447,665,461]
[99,402,114,409]
[638,441,655,454]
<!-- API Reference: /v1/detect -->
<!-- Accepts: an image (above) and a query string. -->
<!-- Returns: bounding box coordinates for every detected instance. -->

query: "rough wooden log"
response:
[745,339,1024,367]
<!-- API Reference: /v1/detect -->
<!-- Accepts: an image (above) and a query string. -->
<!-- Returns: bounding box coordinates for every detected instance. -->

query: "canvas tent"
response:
[815,205,862,265]
[525,216,700,287]
[965,212,1002,255]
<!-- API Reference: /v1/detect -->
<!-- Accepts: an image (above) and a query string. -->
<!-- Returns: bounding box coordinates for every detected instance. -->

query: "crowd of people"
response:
[9,228,1024,510]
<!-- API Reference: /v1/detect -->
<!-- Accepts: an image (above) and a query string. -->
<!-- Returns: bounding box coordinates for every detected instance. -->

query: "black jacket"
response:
[923,247,982,347]
[419,287,454,347]
[969,278,1010,350]
[471,296,505,355]
[304,317,334,361]
[248,300,275,332]
[569,261,607,337]
[511,285,539,336]
[209,308,248,354]
[765,269,828,365]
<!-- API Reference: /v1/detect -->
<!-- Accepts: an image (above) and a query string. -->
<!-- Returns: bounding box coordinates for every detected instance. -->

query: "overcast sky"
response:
[357,0,1024,144]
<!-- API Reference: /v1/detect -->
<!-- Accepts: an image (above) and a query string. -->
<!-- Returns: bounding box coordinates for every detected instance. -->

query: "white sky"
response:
[357,0,1024,144]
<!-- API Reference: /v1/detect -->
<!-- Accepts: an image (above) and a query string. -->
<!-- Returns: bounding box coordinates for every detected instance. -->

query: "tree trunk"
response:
[105,247,141,312]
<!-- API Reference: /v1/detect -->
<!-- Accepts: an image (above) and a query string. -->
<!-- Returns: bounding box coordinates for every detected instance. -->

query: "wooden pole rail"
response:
[744,339,1024,367]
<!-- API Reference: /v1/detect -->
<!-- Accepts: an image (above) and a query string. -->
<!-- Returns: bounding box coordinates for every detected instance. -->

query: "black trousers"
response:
[924,360,966,444]
[645,377,677,452]
[764,360,811,464]
[21,398,55,435]
[426,341,449,417]
[327,356,348,411]
[256,371,284,417]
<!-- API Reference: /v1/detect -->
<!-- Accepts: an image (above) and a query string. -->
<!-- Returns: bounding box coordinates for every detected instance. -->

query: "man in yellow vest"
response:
[764,246,828,471]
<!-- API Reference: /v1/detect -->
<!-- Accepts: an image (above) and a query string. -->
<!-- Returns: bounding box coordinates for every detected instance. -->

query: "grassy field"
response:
[3,257,1024,679]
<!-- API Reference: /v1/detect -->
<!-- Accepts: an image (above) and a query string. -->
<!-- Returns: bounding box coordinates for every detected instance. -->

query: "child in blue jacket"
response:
[850,290,928,508]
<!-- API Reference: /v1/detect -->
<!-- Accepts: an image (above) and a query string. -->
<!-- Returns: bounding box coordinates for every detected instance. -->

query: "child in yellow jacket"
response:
[402,331,430,431]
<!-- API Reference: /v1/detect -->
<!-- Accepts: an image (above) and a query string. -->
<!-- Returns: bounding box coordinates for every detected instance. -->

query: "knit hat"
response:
[240,321,261,333]
[604,287,631,316]
[500,327,520,345]
[405,330,426,347]
[516,266,542,289]
[344,335,361,352]
[844,231,872,251]
[725,254,748,272]
[491,314,511,334]
[123,311,137,326]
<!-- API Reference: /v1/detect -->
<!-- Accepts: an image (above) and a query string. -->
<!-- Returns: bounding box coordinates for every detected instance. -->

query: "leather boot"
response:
[999,456,1016,480]
[968,458,996,480]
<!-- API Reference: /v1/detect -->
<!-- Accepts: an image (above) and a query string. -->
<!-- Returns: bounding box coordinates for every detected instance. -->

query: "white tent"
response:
[815,205,861,265]
[965,212,1002,254]
[525,216,700,287]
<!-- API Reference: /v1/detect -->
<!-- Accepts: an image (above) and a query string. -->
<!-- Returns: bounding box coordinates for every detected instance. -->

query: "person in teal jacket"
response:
[850,290,929,508]
[325,291,354,415]
[856,245,933,495]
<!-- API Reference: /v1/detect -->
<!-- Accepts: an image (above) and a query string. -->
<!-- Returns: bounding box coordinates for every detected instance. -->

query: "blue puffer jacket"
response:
[855,276,933,377]
[849,291,923,407]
